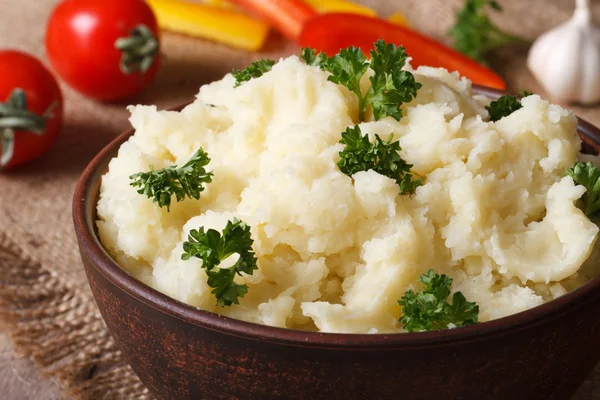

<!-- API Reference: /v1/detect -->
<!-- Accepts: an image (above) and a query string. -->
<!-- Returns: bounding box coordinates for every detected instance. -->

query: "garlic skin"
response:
[527,0,600,104]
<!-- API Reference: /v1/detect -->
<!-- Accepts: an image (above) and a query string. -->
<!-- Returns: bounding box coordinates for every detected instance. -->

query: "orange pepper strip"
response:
[304,0,376,17]
[147,0,270,51]
[229,0,317,40]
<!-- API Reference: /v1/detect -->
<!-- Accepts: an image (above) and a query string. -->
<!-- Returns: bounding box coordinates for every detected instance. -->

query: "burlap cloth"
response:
[1,0,599,398]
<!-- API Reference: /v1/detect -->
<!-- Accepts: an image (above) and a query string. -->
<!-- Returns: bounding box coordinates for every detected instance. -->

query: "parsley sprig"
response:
[486,91,531,122]
[130,148,213,211]
[326,47,370,120]
[567,162,600,220]
[449,0,527,64]
[366,40,421,121]
[232,59,275,87]
[301,40,421,122]
[338,125,422,195]
[301,47,328,67]
[399,270,479,332]
[182,219,258,306]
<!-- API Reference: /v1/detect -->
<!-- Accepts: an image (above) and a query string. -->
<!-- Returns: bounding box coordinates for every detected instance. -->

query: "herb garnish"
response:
[449,0,526,64]
[232,59,276,87]
[301,47,328,67]
[567,162,600,220]
[182,219,258,306]
[130,148,213,211]
[485,91,531,122]
[338,125,422,195]
[301,40,421,122]
[398,269,479,332]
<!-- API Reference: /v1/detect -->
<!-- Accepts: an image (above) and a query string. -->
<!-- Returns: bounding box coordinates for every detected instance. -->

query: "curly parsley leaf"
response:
[399,173,423,197]
[449,0,526,63]
[130,149,213,211]
[182,219,258,307]
[338,125,422,195]
[369,39,409,76]
[366,69,421,121]
[399,270,479,332]
[486,90,531,122]
[325,46,370,115]
[300,47,328,67]
[232,59,275,87]
[301,40,420,122]
[364,41,421,121]
[567,162,600,220]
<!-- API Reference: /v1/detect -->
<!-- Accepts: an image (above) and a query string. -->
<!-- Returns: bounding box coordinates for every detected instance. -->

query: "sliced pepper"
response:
[304,0,376,17]
[229,0,505,89]
[229,0,317,40]
[204,0,233,7]
[298,13,506,89]
[147,0,270,51]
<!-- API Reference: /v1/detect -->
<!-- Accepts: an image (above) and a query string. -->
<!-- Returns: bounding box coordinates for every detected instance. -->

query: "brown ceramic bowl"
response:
[73,86,600,400]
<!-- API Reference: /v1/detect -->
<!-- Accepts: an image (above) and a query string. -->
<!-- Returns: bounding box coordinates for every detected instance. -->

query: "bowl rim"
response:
[73,85,600,349]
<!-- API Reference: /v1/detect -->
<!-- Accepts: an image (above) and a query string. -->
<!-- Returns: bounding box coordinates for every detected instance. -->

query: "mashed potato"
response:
[97,56,600,333]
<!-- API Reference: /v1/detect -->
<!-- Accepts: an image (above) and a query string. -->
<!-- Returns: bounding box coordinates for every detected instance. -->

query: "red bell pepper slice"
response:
[298,13,506,90]
[229,0,317,40]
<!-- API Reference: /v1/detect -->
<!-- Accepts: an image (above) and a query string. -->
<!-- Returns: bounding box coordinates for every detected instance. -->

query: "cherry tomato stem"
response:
[114,25,159,75]
[0,51,63,171]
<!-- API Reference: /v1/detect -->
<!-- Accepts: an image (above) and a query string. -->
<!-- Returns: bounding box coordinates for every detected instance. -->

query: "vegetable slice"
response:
[228,0,317,40]
[147,0,270,51]
[388,12,410,27]
[304,0,376,17]
[298,13,506,89]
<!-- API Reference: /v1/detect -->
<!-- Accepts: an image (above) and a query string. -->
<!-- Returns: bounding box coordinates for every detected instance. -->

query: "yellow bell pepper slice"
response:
[304,0,376,17]
[388,12,411,28]
[204,0,234,8]
[146,0,270,51]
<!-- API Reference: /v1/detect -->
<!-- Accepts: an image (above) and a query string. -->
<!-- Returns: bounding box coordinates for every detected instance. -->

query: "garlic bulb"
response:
[527,0,600,104]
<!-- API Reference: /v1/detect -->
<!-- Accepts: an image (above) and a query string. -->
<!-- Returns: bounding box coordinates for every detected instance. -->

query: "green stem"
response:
[0,129,14,170]
[115,24,159,75]
[481,27,530,53]
[358,100,366,122]
[0,117,44,133]
[0,89,49,171]
[358,87,370,122]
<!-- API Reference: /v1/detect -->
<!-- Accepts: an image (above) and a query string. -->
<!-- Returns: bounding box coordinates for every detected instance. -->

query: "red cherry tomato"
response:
[46,0,160,101]
[0,51,63,171]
